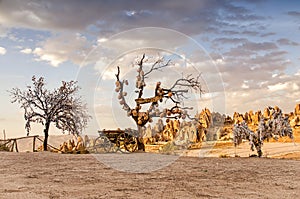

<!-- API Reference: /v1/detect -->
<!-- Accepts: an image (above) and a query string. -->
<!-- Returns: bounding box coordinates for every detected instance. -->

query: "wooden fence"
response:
[0,135,39,152]
[0,135,63,152]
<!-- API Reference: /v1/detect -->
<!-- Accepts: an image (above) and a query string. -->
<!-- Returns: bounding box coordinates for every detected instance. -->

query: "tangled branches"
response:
[115,54,204,128]
[9,76,90,151]
[233,106,293,157]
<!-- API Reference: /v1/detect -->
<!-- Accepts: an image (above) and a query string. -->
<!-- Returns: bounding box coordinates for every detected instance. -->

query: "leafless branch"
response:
[9,76,90,136]
[144,59,171,77]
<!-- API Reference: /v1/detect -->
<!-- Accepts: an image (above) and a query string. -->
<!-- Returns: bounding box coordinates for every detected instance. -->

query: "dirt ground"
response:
[0,151,299,199]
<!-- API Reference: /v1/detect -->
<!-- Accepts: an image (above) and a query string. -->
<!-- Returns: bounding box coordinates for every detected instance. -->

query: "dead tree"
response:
[9,76,90,151]
[115,54,204,146]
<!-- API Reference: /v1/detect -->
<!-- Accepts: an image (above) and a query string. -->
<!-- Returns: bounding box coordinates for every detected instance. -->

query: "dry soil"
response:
[0,151,299,199]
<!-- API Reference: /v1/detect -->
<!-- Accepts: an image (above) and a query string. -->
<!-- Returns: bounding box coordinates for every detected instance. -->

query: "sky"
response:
[0,0,300,138]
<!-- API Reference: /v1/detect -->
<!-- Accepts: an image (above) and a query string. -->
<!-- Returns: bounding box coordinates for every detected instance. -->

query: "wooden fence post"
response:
[10,140,14,152]
[3,129,5,140]
[33,136,36,152]
[14,139,18,152]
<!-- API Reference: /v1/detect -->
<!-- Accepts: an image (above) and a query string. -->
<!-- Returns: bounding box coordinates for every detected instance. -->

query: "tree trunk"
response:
[137,125,145,151]
[43,120,51,151]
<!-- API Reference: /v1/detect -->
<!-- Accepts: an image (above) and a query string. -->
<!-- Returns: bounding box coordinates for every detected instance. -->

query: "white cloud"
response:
[241,82,249,89]
[267,82,288,92]
[32,33,93,67]
[292,83,299,91]
[33,47,64,67]
[30,27,200,68]
[20,48,32,54]
[97,37,108,43]
[267,81,299,92]
[0,46,6,55]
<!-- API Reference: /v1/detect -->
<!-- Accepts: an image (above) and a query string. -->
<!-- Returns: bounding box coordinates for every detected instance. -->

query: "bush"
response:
[159,141,179,154]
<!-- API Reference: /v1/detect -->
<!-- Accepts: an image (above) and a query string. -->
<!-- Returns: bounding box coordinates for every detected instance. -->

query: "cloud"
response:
[0,24,9,38]
[212,37,248,45]
[240,41,278,51]
[225,73,300,114]
[34,27,218,67]
[267,82,288,92]
[0,0,267,37]
[277,38,299,46]
[213,41,290,96]
[260,32,276,37]
[20,48,32,54]
[32,33,93,67]
[211,36,248,49]
[287,11,300,18]
[225,14,265,21]
[0,0,272,71]
[0,46,6,55]
[0,0,299,117]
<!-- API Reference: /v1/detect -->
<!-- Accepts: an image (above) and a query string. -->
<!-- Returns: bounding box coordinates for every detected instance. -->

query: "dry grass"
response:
[0,144,10,151]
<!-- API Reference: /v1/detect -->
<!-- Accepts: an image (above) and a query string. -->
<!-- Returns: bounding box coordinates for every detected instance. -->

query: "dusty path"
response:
[0,152,299,199]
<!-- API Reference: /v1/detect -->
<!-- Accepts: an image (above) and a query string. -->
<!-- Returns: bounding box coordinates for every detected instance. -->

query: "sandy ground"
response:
[183,141,300,158]
[1,135,300,198]
[0,151,300,199]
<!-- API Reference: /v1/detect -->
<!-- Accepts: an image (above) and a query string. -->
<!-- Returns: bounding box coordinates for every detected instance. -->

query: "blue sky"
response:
[0,0,299,138]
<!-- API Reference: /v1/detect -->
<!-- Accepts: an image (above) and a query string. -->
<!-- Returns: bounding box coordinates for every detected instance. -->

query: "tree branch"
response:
[144,59,171,77]
[9,76,90,136]
[115,67,131,114]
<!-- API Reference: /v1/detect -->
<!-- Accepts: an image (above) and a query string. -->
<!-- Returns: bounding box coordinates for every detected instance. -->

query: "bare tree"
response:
[9,76,90,151]
[115,54,204,147]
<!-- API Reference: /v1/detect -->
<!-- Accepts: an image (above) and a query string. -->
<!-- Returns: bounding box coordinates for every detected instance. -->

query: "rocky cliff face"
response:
[290,104,300,129]
[295,104,300,115]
